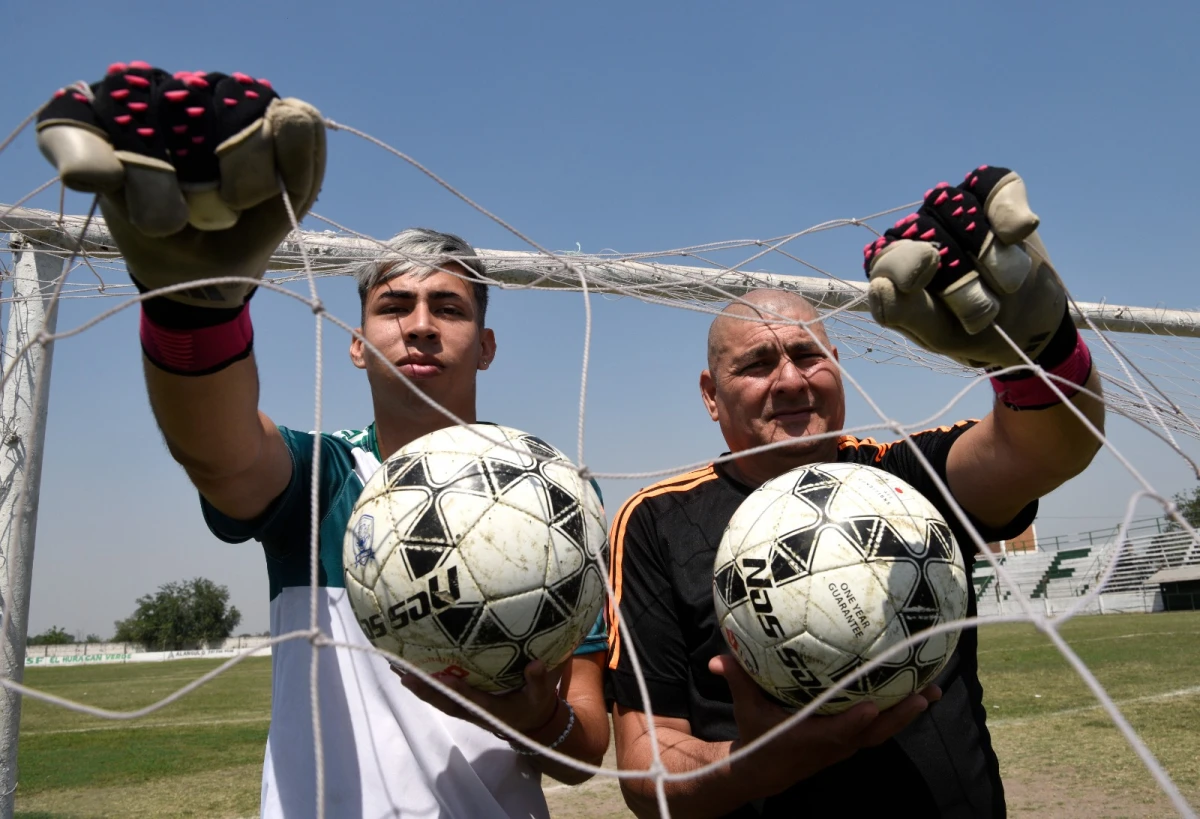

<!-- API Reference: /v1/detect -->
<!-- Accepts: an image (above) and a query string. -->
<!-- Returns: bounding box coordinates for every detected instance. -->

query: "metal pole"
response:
[0,236,62,818]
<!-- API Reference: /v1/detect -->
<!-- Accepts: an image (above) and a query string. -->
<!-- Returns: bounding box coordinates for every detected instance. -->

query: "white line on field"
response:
[989,685,1200,727]
[976,630,1200,656]
[22,715,270,736]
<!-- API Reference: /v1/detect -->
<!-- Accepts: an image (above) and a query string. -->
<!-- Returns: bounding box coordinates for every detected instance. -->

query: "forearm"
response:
[619,730,761,819]
[952,368,1105,527]
[993,367,1105,476]
[144,353,289,520]
[522,654,610,784]
[145,352,261,472]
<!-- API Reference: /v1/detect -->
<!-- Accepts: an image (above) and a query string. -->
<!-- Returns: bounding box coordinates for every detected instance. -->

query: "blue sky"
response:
[3,0,1200,637]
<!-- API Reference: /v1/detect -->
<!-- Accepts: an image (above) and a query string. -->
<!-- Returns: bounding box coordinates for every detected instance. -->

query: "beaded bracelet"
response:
[508,699,576,756]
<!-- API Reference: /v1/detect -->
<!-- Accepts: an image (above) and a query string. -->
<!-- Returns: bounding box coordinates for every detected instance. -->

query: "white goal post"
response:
[4,205,1200,338]
[0,236,60,816]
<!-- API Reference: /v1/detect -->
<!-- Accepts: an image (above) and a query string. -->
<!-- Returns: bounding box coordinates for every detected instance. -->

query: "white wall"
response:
[974,590,1162,620]
[23,635,273,667]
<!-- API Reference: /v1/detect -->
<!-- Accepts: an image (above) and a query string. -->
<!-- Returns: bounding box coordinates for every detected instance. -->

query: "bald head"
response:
[706,289,829,372]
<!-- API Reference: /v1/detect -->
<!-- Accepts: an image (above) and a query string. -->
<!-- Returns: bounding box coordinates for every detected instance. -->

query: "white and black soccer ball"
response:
[713,462,968,714]
[344,423,608,692]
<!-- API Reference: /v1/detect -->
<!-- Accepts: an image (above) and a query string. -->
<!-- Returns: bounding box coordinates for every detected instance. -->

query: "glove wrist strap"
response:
[140,303,254,376]
[989,310,1092,410]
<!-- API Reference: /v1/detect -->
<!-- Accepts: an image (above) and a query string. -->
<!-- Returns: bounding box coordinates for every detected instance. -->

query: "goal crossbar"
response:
[4,205,1198,338]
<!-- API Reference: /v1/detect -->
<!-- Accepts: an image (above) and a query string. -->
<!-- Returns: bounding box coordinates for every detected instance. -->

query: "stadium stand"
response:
[973,517,1200,617]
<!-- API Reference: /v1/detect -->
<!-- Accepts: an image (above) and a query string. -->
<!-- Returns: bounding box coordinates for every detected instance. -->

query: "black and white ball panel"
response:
[344,424,608,692]
[713,462,967,713]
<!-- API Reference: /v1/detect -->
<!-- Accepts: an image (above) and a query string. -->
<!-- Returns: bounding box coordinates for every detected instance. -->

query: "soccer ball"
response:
[343,423,608,692]
[712,462,968,714]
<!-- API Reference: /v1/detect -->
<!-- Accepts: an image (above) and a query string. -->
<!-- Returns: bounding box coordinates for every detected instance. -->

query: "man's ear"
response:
[700,370,720,422]
[478,328,497,371]
[350,329,367,370]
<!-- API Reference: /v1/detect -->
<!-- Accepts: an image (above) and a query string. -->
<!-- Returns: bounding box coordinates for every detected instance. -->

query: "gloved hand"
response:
[862,166,1068,371]
[35,61,325,315]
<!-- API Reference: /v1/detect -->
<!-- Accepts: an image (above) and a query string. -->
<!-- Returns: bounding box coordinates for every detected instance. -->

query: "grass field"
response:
[12,610,1200,818]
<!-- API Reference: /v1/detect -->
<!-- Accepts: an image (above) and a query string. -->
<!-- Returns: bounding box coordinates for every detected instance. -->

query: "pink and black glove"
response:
[36,61,326,374]
[863,166,1091,410]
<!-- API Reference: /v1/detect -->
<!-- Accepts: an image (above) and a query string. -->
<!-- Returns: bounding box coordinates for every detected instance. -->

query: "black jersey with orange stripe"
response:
[604,420,1035,819]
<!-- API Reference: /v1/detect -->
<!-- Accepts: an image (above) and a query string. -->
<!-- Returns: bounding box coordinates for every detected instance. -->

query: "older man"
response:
[605,166,1104,817]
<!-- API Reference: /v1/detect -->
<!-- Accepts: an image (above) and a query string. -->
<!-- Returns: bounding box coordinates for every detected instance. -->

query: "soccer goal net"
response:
[1,111,1199,819]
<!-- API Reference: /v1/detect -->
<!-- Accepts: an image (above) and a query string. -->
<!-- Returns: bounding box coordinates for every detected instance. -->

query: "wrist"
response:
[990,308,1092,410]
[505,698,576,756]
[715,734,782,802]
[133,273,255,330]
[490,695,559,744]
[139,302,254,376]
[726,737,774,798]
[524,696,567,744]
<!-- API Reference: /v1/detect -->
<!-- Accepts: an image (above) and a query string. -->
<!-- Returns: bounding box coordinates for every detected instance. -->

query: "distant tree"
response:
[27,625,74,646]
[83,634,103,643]
[1167,485,1200,530]
[113,577,241,651]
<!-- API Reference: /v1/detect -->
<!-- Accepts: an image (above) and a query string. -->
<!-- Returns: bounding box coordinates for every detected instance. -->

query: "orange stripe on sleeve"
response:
[837,435,890,462]
[837,420,980,463]
[605,466,718,671]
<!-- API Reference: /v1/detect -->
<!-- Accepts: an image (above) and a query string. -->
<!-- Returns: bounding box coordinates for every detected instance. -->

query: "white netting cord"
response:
[1,242,1198,817]
[0,179,59,226]
[0,107,1196,819]
[277,174,330,819]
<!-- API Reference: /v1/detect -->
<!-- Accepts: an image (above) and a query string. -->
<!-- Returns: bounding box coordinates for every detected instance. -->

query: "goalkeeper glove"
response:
[36,61,326,373]
[862,165,1091,410]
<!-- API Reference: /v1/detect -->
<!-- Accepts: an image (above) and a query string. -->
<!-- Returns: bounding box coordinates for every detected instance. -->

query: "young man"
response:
[605,166,1105,817]
[35,62,608,818]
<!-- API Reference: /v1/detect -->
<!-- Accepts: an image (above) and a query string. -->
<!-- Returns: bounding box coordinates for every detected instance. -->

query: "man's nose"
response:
[773,358,807,393]
[404,302,438,339]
